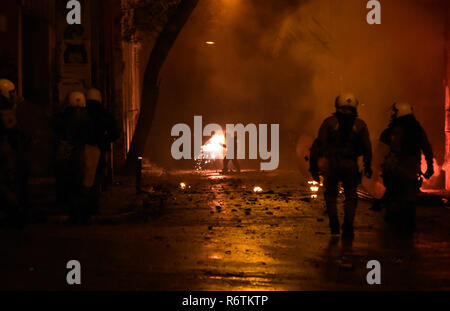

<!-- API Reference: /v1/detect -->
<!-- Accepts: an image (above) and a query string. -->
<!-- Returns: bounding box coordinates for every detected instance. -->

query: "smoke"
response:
[145,0,447,177]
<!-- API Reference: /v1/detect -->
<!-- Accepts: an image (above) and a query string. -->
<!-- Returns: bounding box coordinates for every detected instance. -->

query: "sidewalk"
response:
[27,176,145,225]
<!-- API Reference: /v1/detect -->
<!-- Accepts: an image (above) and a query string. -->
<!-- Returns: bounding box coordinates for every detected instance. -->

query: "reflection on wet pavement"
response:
[0,170,449,290]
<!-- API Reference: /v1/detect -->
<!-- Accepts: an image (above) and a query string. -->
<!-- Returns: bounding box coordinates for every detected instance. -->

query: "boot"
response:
[342,222,354,239]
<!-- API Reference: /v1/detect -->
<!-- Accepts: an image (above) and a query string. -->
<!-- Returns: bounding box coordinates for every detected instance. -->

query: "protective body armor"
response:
[310,113,372,175]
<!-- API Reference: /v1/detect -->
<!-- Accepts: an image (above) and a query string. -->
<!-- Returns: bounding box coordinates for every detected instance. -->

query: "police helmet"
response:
[392,102,413,118]
[68,91,86,108]
[87,88,102,103]
[0,79,16,99]
[335,93,359,114]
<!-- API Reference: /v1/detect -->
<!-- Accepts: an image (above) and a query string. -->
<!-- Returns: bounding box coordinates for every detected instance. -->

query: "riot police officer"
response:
[310,93,373,238]
[85,88,119,213]
[54,91,95,224]
[380,102,434,235]
[0,79,29,227]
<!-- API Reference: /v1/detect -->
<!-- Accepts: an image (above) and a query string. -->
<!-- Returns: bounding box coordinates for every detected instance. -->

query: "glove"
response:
[364,167,373,179]
[424,167,434,180]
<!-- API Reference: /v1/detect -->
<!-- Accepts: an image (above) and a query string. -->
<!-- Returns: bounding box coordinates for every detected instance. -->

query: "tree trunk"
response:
[125,0,199,172]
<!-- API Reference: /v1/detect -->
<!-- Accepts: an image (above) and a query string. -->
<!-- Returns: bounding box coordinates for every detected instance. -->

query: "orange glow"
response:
[180,182,187,190]
[205,41,215,45]
[202,134,226,160]
[444,85,450,189]
[308,180,322,192]
[420,155,442,189]
[253,186,263,193]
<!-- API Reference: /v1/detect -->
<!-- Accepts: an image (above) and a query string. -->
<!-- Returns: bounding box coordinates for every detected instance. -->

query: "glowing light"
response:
[196,134,226,170]
[445,85,450,190]
[205,41,215,45]
[180,182,187,190]
[420,155,441,190]
[308,180,322,192]
[253,186,263,193]
[311,194,318,199]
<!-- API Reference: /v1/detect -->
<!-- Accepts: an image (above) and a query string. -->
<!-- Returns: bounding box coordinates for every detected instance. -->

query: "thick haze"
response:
[145,0,447,172]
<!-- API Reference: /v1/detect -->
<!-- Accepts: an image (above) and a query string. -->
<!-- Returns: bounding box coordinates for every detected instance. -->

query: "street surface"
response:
[1,170,449,290]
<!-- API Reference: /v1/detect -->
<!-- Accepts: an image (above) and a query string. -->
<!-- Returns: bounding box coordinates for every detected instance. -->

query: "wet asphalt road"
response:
[1,170,449,290]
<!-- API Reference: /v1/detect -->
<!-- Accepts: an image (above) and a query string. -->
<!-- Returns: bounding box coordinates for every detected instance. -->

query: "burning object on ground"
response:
[308,180,322,199]
[253,186,263,193]
[308,180,322,192]
[195,134,226,170]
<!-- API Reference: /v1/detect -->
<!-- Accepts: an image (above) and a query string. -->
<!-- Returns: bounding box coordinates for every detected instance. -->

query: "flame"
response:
[195,134,226,170]
[205,41,215,45]
[180,182,187,190]
[308,180,322,192]
[202,134,225,158]
[253,186,263,193]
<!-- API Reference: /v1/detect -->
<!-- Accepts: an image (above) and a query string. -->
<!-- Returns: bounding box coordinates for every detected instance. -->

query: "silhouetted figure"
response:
[0,79,29,228]
[379,102,434,235]
[85,88,119,214]
[54,91,96,225]
[222,132,240,174]
[310,93,372,239]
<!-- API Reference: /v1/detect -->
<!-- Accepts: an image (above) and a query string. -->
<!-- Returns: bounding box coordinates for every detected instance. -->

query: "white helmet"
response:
[0,79,16,99]
[68,91,86,108]
[335,93,359,114]
[87,88,102,103]
[392,102,413,118]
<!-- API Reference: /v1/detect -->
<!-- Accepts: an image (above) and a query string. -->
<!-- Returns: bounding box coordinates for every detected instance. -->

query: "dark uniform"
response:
[54,100,94,224]
[86,97,119,212]
[310,96,372,238]
[380,113,433,234]
[0,96,29,227]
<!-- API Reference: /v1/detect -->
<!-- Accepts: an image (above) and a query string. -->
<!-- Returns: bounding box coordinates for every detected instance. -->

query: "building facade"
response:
[0,0,143,176]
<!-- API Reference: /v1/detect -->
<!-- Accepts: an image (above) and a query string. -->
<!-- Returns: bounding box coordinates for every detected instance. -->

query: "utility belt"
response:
[326,151,359,164]
[320,154,360,180]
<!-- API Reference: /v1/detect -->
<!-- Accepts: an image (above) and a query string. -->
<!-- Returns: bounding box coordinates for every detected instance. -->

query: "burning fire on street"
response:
[195,134,226,171]
[308,180,322,199]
